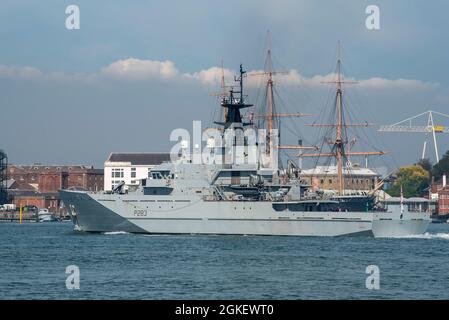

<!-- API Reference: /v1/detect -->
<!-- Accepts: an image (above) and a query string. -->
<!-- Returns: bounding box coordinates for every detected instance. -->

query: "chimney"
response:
[443,173,447,188]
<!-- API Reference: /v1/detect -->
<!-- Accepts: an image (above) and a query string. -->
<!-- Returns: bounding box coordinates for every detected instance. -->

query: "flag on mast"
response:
[400,185,404,213]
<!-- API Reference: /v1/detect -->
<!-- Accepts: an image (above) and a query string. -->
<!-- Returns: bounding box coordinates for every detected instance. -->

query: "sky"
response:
[1,0,449,170]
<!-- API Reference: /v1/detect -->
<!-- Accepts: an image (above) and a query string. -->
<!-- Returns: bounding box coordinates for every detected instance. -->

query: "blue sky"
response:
[1,0,449,168]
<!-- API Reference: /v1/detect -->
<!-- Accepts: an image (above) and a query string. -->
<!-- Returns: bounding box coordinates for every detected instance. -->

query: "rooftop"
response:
[106,152,172,166]
[301,165,379,176]
[8,164,102,173]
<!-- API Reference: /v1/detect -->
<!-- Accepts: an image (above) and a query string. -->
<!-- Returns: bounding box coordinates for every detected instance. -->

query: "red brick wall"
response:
[38,174,62,193]
[438,187,449,215]
[12,196,45,209]
[12,196,62,213]
[7,165,104,192]
[86,173,103,191]
[67,173,85,189]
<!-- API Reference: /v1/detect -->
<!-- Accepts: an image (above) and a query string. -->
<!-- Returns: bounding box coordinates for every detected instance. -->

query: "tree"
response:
[387,165,430,198]
[416,158,432,173]
[432,150,449,181]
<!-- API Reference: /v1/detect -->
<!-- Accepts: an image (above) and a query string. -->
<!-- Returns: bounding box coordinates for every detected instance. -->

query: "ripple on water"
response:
[0,222,449,299]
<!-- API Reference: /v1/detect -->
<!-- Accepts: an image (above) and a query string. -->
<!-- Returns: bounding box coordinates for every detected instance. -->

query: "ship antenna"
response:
[220,60,227,121]
[214,64,252,129]
[239,64,245,104]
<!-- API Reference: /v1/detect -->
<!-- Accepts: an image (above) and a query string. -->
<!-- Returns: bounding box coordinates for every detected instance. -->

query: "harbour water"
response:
[1,222,448,299]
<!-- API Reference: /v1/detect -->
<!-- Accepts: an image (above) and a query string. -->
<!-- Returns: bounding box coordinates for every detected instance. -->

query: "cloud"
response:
[0,64,99,84]
[357,77,437,89]
[248,70,436,90]
[0,65,41,79]
[100,58,179,80]
[0,59,436,91]
[184,66,234,86]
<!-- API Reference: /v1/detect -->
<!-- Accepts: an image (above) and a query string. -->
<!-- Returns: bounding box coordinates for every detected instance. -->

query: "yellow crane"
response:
[378,110,449,162]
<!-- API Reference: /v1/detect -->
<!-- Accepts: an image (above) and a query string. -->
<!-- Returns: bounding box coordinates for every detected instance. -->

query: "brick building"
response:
[9,191,61,213]
[6,164,103,215]
[430,174,449,216]
[7,165,103,192]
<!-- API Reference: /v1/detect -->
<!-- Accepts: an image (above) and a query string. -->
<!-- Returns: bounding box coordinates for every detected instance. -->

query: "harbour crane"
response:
[378,110,449,162]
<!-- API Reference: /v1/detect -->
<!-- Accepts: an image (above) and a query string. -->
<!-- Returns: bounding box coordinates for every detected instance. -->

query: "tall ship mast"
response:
[250,32,316,172]
[298,43,384,196]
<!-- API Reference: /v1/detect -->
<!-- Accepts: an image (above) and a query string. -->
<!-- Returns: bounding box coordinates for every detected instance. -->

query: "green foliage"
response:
[432,150,449,181]
[387,165,430,198]
[416,158,432,172]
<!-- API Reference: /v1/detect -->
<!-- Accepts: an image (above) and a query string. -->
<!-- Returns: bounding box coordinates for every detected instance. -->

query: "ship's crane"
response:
[378,110,449,162]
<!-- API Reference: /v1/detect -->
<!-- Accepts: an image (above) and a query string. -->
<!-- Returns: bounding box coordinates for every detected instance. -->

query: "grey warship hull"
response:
[60,190,430,237]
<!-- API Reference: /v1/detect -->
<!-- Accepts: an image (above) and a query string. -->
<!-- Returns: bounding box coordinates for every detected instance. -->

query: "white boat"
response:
[37,208,57,222]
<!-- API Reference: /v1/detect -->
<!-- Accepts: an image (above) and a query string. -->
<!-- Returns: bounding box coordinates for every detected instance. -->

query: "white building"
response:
[104,153,171,191]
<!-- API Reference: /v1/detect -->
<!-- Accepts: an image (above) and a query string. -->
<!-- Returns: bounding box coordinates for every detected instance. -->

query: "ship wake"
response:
[390,232,449,240]
[102,231,130,235]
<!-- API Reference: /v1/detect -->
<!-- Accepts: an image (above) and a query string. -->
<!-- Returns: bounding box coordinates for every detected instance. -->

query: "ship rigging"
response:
[297,42,385,195]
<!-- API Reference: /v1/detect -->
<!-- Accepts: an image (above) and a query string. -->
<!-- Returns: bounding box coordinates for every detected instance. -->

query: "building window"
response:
[112,168,124,178]
[131,168,136,178]
[111,180,125,189]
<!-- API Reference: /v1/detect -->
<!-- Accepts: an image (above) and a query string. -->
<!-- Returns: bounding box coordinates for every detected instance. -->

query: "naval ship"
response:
[60,52,430,237]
